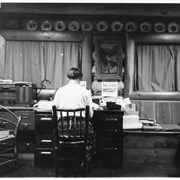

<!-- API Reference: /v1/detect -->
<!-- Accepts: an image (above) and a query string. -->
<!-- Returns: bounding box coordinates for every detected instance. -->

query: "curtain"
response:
[133,45,180,124]
[134,45,180,91]
[3,41,81,89]
[43,42,81,89]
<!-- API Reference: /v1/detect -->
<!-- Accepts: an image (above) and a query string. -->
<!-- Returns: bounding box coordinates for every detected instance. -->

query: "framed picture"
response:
[93,35,125,80]
[102,81,118,97]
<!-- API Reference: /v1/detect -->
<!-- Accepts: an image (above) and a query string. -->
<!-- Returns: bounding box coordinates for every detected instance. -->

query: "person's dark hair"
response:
[67,67,83,80]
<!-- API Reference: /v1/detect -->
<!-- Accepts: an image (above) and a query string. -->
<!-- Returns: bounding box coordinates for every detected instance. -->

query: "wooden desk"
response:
[123,129,180,166]
[34,109,54,167]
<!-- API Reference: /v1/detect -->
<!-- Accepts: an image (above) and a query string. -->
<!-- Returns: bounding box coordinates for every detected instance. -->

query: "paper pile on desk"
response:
[33,100,54,111]
[123,115,143,130]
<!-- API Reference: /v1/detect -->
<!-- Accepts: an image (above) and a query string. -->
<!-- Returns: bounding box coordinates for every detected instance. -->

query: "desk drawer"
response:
[36,134,53,148]
[102,115,122,130]
[35,149,54,167]
[101,129,121,138]
[18,131,34,153]
[15,111,35,130]
[36,114,53,131]
[100,138,123,148]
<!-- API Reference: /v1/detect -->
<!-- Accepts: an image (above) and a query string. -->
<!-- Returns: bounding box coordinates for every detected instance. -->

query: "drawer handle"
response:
[40,117,52,121]
[106,129,118,132]
[105,147,118,150]
[21,123,30,129]
[105,118,117,121]
[40,152,52,155]
[24,143,31,147]
[41,140,52,143]
[0,121,7,128]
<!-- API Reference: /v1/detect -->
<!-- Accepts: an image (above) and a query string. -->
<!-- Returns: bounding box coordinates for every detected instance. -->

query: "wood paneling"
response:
[123,132,180,165]
[1,3,180,18]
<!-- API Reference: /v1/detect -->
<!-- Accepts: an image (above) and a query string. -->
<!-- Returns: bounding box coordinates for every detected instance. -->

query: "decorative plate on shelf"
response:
[54,21,66,31]
[111,21,123,32]
[96,21,108,31]
[68,21,80,31]
[167,22,180,33]
[81,21,93,31]
[154,22,166,33]
[26,20,38,31]
[140,22,152,33]
[125,22,137,32]
[40,20,53,31]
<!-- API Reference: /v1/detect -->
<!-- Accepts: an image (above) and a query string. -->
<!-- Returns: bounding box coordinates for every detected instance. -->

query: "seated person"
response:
[54,67,96,151]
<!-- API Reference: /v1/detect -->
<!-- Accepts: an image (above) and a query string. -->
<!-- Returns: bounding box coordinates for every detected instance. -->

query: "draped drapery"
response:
[134,45,180,92]
[132,45,180,124]
[3,41,82,89]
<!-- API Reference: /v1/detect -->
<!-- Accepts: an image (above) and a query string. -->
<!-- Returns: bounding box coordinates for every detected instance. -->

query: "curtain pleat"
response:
[136,45,176,92]
[3,41,81,89]
[133,45,180,124]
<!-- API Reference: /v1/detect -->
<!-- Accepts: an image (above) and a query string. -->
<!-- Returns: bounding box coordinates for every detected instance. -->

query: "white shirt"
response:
[54,80,94,118]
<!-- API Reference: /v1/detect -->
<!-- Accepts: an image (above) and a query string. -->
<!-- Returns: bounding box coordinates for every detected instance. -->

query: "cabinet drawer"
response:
[102,115,123,130]
[17,131,34,153]
[36,114,53,131]
[15,111,35,130]
[18,141,34,153]
[102,129,120,138]
[100,138,123,148]
[36,134,53,148]
[35,149,54,167]
[101,148,123,161]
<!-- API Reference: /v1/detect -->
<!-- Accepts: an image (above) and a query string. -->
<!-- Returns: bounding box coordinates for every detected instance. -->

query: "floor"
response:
[0,153,180,178]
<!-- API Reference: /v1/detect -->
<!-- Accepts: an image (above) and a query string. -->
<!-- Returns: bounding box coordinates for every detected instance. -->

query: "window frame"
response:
[124,33,180,101]
[0,30,92,89]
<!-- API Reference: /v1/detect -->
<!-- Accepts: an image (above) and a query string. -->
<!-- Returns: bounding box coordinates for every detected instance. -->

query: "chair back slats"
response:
[52,106,89,142]
[52,105,93,177]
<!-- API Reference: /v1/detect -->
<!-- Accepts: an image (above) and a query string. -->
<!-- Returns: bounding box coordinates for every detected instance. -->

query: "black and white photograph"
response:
[0,0,180,178]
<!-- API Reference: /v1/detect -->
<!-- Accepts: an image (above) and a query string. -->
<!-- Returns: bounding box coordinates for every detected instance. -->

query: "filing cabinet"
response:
[92,110,124,167]
[34,111,54,167]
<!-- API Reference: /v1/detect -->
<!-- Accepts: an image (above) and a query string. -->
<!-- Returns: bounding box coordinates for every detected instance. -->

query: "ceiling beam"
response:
[1,3,180,17]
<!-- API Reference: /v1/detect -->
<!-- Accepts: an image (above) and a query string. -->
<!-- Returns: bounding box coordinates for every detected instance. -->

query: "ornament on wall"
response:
[167,22,180,33]
[154,22,166,33]
[26,20,38,31]
[96,21,108,31]
[81,21,93,31]
[125,22,137,32]
[111,21,123,32]
[54,21,66,31]
[40,20,53,31]
[140,22,152,33]
[68,21,80,31]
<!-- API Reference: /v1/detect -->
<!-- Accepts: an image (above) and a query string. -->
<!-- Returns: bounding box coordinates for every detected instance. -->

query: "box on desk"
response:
[0,82,37,106]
